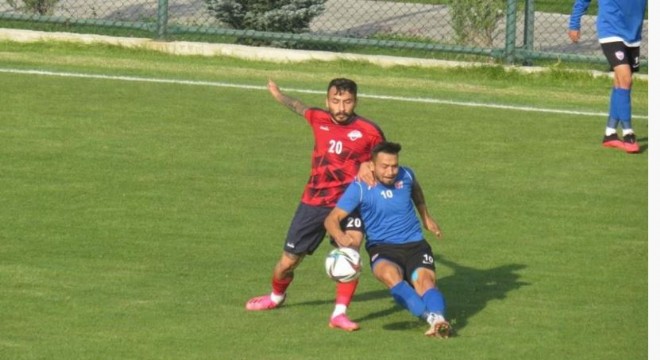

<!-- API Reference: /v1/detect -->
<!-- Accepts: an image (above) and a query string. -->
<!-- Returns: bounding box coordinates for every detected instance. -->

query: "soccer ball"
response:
[325,247,362,283]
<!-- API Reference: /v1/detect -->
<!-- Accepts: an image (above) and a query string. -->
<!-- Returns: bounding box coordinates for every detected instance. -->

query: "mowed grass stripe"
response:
[0,67,649,119]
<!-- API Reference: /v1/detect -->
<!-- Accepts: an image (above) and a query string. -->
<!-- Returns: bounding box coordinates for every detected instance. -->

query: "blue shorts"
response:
[283,202,363,255]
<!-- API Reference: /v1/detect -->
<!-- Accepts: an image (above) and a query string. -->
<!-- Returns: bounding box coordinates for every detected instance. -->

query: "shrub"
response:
[7,0,60,15]
[449,0,505,47]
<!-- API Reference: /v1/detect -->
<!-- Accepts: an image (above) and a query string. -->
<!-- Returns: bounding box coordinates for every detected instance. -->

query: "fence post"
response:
[522,0,535,65]
[504,0,517,64]
[157,0,169,39]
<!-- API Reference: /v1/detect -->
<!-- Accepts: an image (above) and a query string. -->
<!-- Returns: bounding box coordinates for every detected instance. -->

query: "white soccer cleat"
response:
[424,313,452,338]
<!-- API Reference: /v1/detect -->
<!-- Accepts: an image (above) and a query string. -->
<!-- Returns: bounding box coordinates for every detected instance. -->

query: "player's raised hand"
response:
[267,79,308,116]
[267,79,281,98]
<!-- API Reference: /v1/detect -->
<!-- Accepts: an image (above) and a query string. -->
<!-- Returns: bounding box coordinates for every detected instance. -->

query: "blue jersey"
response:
[569,0,647,46]
[336,166,423,248]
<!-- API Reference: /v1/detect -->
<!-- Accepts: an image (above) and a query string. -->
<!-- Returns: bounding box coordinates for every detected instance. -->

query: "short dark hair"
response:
[327,78,357,96]
[371,141,402,160]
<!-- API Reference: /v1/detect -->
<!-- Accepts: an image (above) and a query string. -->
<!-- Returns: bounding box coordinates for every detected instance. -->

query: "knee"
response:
[617,76,633,89]
[373,261,404,288]
[613,66,633,89]
[276,253,302,275]
[411,268,436,293]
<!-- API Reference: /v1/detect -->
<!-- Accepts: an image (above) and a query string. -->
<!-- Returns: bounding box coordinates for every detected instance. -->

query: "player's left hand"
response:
[424,219,443,240]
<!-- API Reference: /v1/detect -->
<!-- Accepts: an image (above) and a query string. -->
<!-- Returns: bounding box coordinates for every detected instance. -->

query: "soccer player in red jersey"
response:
[245,78,386,331]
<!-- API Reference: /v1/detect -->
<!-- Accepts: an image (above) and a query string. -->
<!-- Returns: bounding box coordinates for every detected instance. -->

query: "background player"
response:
[324,141,452,338]
[568,0,647,153]
[245,78,386,332]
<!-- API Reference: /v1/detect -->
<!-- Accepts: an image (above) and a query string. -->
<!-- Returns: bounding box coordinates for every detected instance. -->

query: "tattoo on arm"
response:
[278,94,308,116]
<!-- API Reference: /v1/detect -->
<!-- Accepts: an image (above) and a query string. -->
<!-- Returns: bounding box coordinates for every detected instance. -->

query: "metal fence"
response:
[0,0,649,67]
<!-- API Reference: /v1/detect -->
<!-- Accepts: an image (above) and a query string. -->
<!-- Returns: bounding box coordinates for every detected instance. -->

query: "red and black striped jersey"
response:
[301,108,385,207]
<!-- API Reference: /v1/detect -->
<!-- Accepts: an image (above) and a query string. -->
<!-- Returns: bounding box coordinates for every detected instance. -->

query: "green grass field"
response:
[0,41,648,359]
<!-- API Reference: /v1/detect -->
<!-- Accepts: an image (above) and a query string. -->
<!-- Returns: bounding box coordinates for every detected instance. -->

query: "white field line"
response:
[0,67,648,120]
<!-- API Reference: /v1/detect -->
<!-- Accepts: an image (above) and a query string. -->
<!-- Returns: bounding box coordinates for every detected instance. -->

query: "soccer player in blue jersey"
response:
[324,141,452,338]
[568,0,647,153]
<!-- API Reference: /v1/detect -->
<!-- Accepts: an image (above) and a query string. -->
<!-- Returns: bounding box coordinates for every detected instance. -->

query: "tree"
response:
[206,0,326,47]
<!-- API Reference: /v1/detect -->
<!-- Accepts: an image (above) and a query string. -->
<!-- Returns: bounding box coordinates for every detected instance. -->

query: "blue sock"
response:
[390,281,426,318]
[612,88,632,130]
[607,88,619,130]
[421,288,446,316]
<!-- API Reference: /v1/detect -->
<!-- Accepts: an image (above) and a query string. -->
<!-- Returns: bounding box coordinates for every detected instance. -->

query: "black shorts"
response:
[601,41,640,72]
[283,202,363,255]
[366,240,436,283]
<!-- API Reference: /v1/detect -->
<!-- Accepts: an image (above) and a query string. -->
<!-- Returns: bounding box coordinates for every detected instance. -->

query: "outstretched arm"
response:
[268,79,309,116]
[412,179,443,240]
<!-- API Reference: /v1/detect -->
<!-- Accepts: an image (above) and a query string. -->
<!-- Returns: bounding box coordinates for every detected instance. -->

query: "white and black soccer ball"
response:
[325,247,362,283]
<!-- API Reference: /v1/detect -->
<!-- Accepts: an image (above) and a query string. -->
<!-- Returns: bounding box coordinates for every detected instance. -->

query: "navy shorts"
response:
[283,202,363,255]
[366,240,436,284]
[601,41,640,72]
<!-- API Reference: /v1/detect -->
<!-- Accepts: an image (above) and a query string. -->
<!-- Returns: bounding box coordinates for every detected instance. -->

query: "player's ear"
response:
[368,161,375,171]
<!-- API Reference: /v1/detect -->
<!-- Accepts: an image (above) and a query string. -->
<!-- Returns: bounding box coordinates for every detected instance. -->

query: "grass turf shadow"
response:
[435,254,530,335]
[357,254,530,334]
[281,254,530,335]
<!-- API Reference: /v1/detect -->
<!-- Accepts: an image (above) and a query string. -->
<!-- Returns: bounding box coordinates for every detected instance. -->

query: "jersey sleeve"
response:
[568,0,591,30]
[401,166,416,182]
[368,121,386,146]
[373,130,385,147]
[304,107,324,126]
[336,181,363,214]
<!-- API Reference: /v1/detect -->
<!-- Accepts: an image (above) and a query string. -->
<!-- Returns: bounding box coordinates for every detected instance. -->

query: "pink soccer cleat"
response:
[622,133,640,153]
[245,294,284,311]
[328,314,360,332]
[602,134,625,150]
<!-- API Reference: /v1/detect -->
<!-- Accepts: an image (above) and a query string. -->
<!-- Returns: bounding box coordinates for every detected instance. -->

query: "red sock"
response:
[335,279,359,306]
[272,276,293,296]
